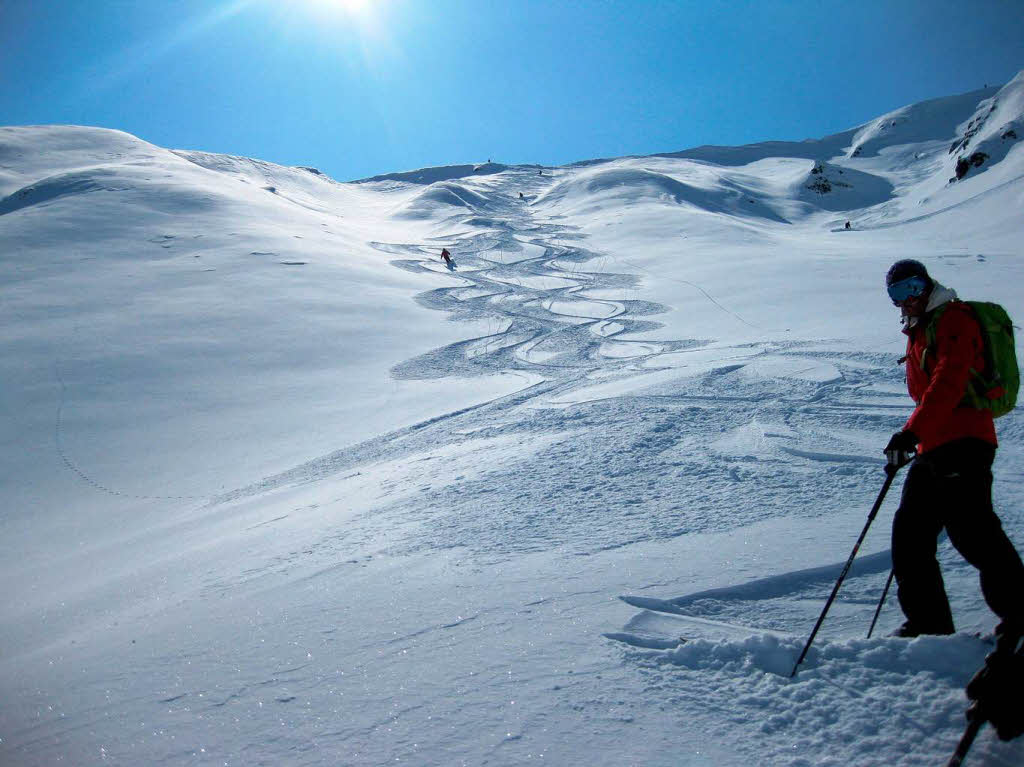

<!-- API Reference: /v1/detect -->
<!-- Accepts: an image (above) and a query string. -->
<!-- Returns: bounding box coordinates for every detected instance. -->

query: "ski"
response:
[607,597,793,649]
[616,595,996,648]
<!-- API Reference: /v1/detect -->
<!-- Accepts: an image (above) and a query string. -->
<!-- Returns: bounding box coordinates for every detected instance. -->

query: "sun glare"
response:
[312,0,373,15]
[286,0,392,56]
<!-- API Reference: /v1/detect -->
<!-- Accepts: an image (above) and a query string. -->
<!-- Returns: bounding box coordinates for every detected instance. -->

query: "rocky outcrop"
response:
[805,162,852,195]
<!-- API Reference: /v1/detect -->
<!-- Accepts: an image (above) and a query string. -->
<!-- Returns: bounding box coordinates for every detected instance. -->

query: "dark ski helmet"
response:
[885,259,933,305]
[885,259,932,288]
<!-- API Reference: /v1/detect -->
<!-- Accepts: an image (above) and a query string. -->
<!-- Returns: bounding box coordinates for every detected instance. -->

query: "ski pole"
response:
[790,462,900,678]
[946,707,985,767]
[866,568,895,639]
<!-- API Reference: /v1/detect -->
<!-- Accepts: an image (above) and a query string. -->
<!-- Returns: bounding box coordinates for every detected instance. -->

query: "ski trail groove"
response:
[382,179,686,389]
[210,169,916,576]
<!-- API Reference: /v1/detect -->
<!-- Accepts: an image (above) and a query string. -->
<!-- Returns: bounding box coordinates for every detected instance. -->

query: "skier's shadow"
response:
[445,260,457,271]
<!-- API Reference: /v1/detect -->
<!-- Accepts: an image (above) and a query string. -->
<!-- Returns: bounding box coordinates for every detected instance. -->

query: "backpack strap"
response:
[920,303,951,374]
[923,301,1001,407]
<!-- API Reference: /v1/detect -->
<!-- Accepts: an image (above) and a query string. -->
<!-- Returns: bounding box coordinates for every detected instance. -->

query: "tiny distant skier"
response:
[441,248,454,269]
[519,192,524,199]
[845,220,851,230]
[883,259,1024,639]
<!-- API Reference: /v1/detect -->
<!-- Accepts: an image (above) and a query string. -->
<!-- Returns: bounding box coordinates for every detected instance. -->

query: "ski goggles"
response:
[887,275,930,305]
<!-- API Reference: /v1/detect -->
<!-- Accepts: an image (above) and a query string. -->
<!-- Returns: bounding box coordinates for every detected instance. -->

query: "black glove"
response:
[884,430,918,467]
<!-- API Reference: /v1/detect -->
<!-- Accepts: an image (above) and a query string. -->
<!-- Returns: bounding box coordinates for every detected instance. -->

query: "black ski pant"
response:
[892,438,1024,635]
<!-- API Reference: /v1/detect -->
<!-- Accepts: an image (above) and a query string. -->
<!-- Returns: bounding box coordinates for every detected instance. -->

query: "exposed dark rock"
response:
[949,100,998,155]
[954,152,989,180]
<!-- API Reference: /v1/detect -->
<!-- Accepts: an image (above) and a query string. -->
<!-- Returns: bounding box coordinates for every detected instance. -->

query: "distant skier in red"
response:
[441,248,452,266]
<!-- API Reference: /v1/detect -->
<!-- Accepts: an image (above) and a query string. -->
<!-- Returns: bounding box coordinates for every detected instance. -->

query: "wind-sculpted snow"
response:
[847,85,1001,159]
[535,166,789,221]
[656,132,858,166]
[0,165,214,216]
[355,161,509,185]
[0,125,160,196]
[540,167,701,204]
[395,181,498,218]
[0,169,123,215]
[174,149,341,190]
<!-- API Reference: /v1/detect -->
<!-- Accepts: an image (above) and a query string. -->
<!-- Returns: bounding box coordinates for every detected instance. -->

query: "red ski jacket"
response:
[903,300,997,453]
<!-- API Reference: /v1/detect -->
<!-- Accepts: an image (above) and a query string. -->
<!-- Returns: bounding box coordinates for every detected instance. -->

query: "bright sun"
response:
[299,0,387,39]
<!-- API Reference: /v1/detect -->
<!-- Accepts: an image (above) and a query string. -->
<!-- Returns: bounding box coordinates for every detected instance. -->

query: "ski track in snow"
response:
[196,165,1019,638]
[185,171,1024,762]
[212,167,920,575]
[226,166,1020,766]
[7,126,1024,766]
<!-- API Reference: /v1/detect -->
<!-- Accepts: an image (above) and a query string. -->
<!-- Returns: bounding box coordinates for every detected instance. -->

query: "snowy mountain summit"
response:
[2,73,1024,767]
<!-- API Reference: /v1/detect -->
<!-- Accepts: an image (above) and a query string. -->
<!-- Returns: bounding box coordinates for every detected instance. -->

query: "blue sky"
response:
[2,0,1022,181]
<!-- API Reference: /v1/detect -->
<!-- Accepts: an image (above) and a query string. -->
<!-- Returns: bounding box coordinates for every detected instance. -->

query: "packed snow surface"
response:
[2,73,1024,766]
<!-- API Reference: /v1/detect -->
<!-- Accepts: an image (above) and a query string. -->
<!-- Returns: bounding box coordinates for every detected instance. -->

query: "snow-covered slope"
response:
[2,73,1024,767]
[355,161,511,185]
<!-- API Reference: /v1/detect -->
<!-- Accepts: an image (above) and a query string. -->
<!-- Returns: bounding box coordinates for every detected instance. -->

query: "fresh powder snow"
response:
[2,73,1024,766]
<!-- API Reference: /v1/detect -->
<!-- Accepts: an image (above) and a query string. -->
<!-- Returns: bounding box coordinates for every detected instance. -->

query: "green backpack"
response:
[925,301,1020,417]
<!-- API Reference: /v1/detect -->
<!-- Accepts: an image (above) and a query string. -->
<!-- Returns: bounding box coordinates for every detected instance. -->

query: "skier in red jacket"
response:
[884,259,1024,638]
